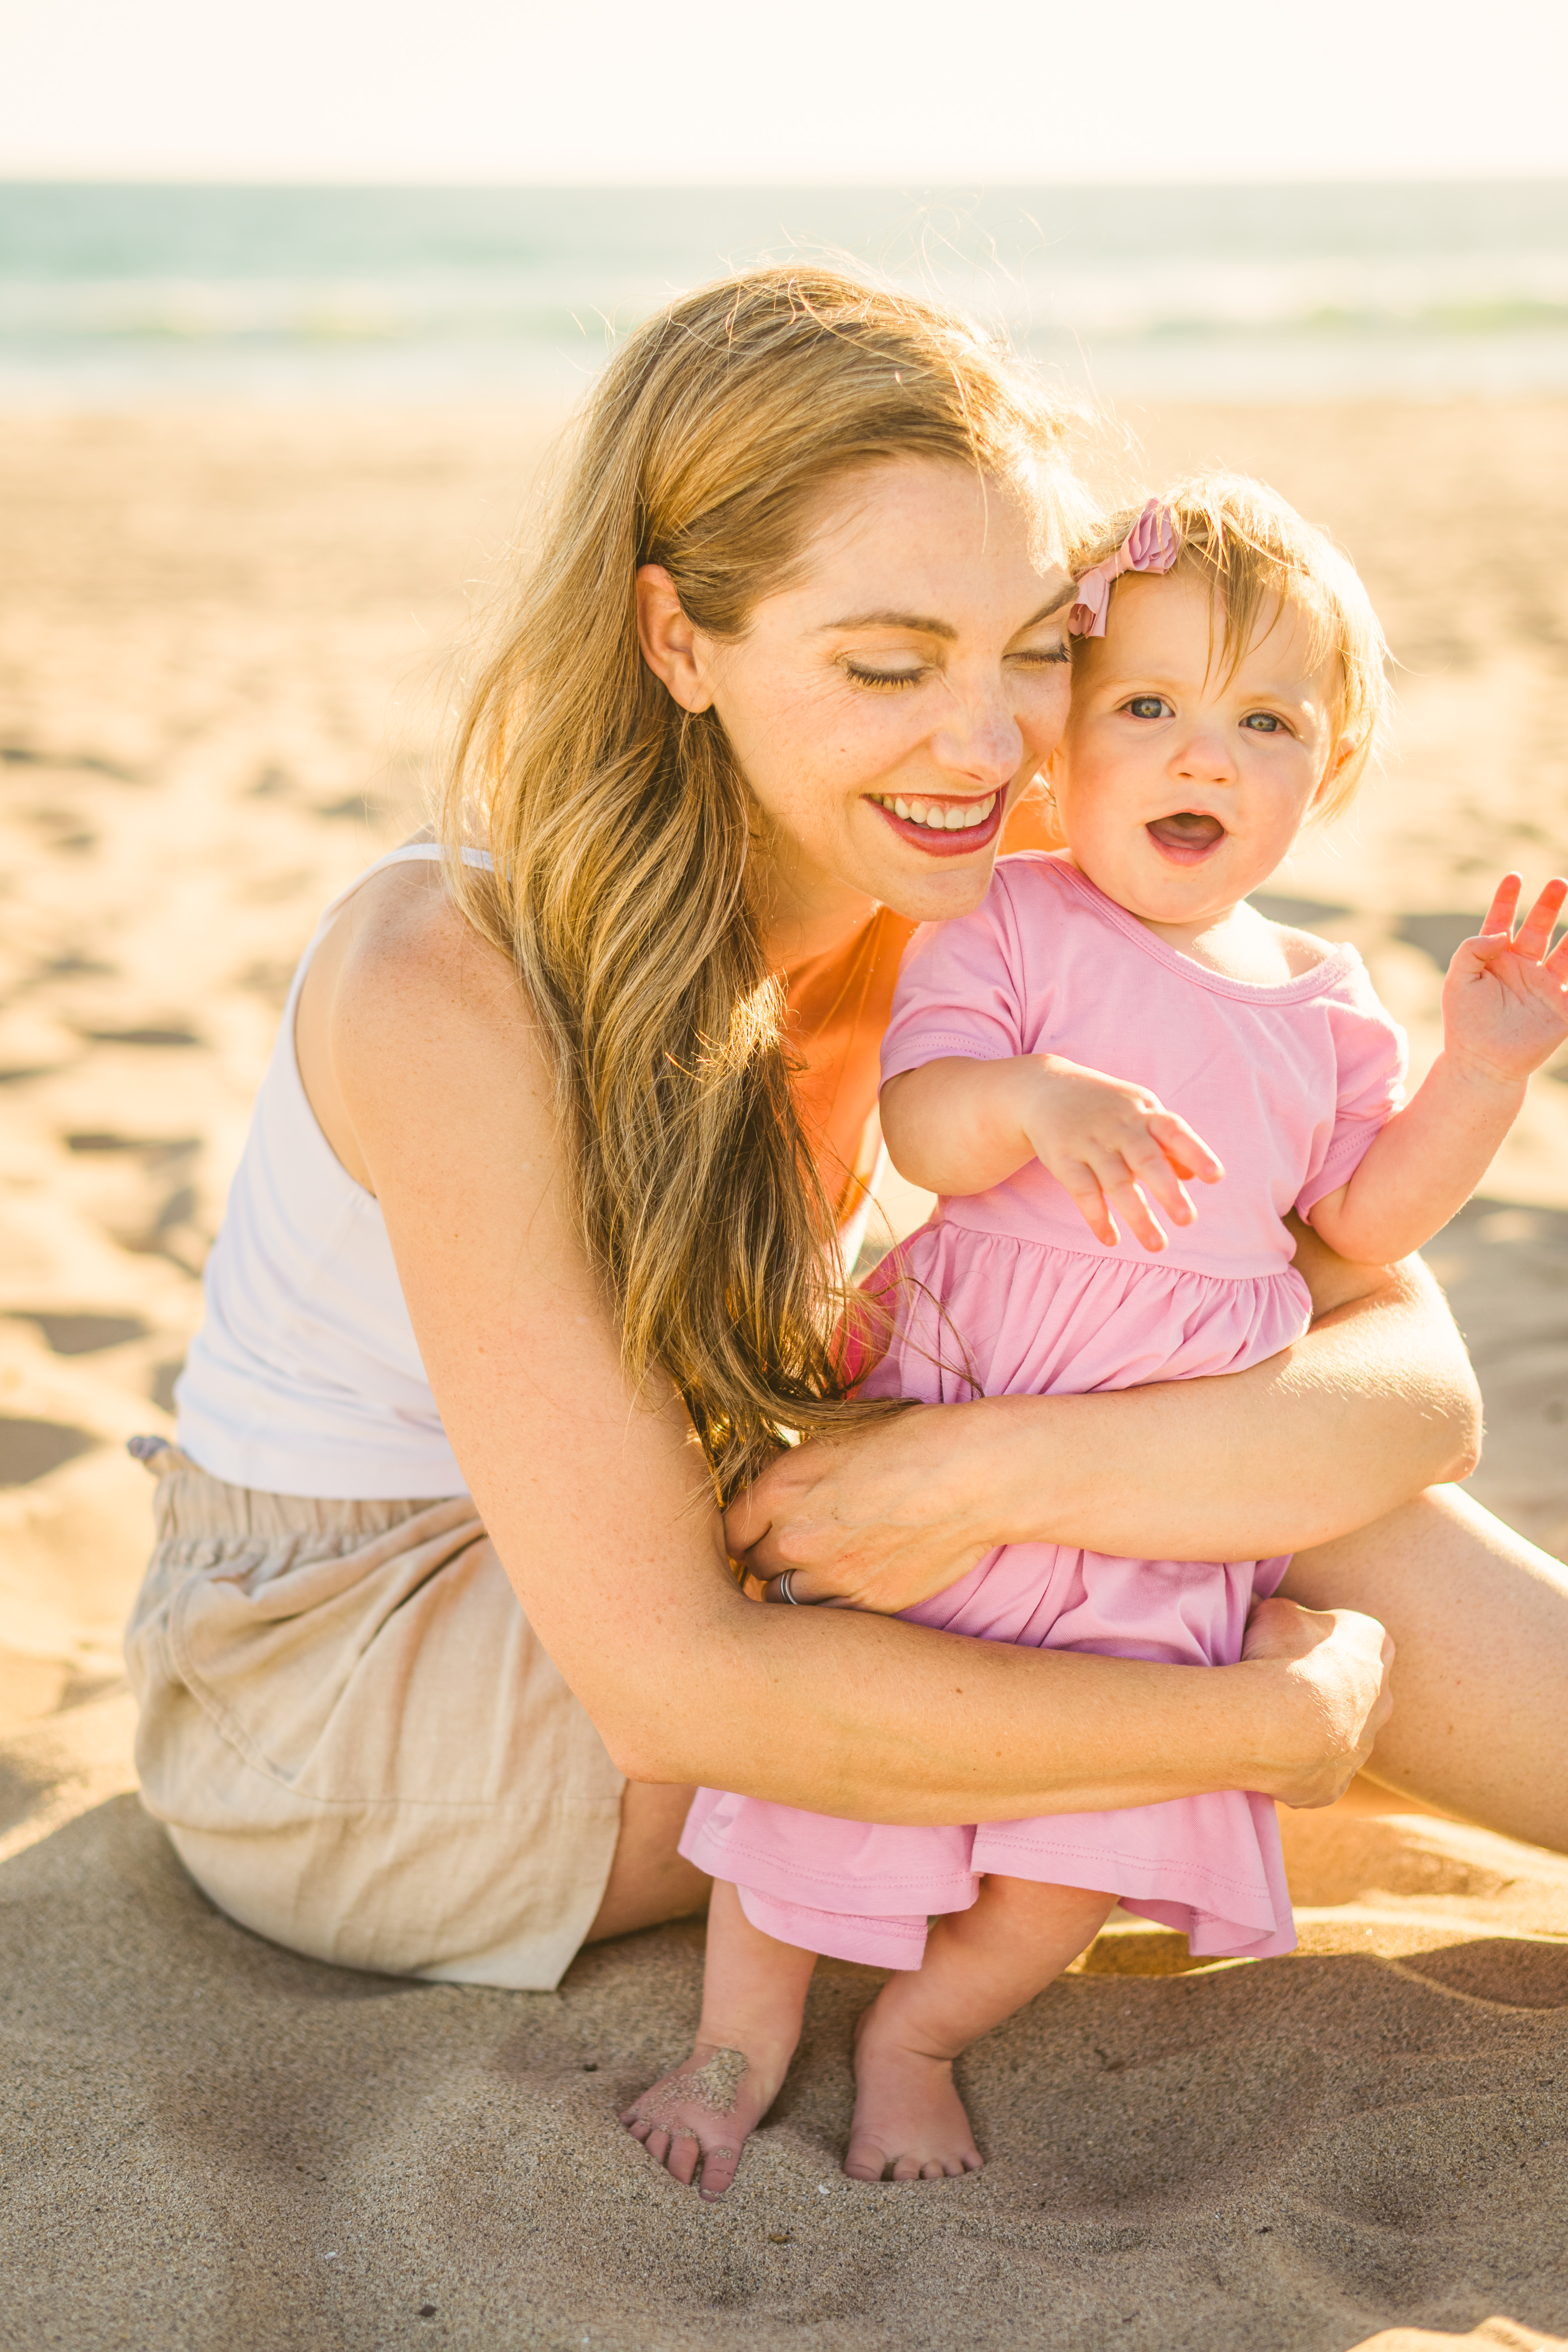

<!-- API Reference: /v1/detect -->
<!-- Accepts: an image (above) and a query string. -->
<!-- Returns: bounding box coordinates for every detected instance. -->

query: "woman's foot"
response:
[620,2038,788,2200]
[844,2005,983,2182]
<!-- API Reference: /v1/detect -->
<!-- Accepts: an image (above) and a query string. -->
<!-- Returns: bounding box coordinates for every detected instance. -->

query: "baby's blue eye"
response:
[1243,712,1283,732]
[1127,696,1166,720]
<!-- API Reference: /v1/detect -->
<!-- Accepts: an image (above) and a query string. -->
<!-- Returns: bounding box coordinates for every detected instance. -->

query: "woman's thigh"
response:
[584,1782,710,1944]
[1280,1483,1568,1850]
[129,1464,632,1986]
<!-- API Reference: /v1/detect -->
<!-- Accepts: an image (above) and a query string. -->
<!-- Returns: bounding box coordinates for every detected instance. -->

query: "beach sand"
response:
[2,401,1567,2349]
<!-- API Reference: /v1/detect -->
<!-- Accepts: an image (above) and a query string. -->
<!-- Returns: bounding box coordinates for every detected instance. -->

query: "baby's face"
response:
[1050,571,1348,930]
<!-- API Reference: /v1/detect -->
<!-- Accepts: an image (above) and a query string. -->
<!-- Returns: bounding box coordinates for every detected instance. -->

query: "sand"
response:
[2,400,1568,2349]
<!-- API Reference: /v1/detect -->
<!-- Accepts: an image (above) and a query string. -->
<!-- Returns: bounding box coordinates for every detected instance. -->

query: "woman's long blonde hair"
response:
[442,266,1079,1499]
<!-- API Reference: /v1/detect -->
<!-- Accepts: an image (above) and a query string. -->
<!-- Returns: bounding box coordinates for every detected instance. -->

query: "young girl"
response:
[622,478,1568,2199]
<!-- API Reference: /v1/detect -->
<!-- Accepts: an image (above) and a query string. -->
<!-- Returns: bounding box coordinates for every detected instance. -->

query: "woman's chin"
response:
[855,803,1005,917]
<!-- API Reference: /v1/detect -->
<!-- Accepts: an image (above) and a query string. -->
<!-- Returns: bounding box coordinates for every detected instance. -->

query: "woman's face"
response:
[637,458,1076,950]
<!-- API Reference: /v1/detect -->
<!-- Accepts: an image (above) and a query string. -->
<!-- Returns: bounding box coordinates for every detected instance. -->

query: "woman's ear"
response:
[635,566,716,712]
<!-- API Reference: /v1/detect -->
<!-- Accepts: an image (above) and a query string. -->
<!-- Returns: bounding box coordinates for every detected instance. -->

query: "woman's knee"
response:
[584,1782,710,1944]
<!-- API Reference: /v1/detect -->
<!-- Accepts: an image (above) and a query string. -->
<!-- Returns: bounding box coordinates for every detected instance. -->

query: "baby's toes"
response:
[695,2139,744,2201]
[665,2132,701,2188]
[843,2137,891,2182]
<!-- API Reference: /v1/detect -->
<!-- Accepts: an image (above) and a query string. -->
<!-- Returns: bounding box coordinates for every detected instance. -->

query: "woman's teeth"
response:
[871,792,997,832]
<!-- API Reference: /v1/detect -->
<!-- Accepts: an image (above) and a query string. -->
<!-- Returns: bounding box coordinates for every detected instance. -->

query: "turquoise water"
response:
[3,180,1567,405]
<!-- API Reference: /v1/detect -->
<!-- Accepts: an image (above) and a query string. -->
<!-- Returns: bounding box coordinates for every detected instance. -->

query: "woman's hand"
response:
[1239,1596,1395,1808]
[724,1405,998,1612]
[726,1414,1397,1810]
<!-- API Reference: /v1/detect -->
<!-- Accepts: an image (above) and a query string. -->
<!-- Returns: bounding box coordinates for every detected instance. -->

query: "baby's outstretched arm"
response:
[1308,874,1568,1263]
[880,1054,1224,1254]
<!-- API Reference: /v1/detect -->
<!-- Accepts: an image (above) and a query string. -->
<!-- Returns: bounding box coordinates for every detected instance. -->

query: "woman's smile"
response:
[864,788,1004,856]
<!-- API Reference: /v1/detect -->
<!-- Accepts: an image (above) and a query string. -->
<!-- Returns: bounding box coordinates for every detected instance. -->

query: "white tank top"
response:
[176,846,484,1498]
[178,844,884,1501]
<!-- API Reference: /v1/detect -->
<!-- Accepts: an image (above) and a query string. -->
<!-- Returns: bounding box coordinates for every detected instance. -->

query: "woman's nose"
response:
[932,690,1024,786]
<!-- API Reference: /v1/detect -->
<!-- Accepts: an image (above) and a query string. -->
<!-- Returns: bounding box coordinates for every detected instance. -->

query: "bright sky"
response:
[3,0,1567,183]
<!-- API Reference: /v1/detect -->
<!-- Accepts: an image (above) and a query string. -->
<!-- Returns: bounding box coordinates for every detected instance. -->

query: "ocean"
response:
[2,180,1568,407]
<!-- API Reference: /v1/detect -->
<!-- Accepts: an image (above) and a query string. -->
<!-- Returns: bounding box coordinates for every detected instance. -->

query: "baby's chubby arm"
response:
[1308,874,1568,1263]
[880,1053,1225,1255]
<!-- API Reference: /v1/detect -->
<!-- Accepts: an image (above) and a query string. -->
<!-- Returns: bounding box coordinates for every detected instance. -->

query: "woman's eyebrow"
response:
[1023,589,1076,625]
[819,608,958,638]
[818,591,1075,639]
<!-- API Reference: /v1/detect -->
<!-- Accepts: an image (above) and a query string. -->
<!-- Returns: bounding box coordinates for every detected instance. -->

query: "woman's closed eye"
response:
[842,659,927,690]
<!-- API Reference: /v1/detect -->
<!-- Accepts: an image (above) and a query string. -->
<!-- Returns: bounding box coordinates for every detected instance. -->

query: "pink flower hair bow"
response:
[1069,500,1180,638]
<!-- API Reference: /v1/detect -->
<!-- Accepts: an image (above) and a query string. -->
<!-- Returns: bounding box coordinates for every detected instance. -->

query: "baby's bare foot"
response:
[844,2010,983,2183]
[620,2042,782,2201]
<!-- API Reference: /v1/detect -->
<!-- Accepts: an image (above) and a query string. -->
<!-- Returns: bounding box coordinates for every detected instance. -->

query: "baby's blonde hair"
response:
[1071,474,1390,821]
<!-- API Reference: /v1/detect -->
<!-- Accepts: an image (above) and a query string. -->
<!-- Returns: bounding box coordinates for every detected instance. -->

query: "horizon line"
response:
[3,169,1567,193]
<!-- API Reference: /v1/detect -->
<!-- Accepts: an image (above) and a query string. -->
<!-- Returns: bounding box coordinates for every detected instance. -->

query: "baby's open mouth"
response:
[1147,812,1226,862]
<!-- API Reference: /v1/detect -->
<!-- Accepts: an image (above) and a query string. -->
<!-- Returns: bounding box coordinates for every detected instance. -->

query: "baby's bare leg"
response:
[620,1880,816,2201]
[847,1877,1116,2183]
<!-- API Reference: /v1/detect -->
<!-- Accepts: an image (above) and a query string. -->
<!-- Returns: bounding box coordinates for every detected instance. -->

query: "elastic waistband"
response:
[128,1436,466,1547]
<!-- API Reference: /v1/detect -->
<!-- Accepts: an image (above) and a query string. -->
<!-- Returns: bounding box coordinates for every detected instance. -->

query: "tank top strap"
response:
[286,844,496,1012]
[315,841,493,926]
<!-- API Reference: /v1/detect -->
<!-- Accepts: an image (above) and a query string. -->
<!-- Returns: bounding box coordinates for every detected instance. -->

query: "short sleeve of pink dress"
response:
[882,855,1408,1242]
[681,856,1409,1974]
[1291,953,1408,1217]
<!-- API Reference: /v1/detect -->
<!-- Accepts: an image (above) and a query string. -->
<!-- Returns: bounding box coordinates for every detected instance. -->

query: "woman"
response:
[127,267,1565,2004]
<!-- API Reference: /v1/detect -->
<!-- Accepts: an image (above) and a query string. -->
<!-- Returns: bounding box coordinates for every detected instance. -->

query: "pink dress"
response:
[682,854,1407,1969]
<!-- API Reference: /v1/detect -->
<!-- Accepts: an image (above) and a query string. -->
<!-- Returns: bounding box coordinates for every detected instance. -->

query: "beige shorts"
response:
[123,1452,626,1990]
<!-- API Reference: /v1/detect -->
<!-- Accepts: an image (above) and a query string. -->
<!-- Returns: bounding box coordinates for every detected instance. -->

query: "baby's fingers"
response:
[1122,1132,1197,1227]
[1478,872,1524,941]
[1146,1110,1225,1187]
[1057,1160,1119,1248]
[1513,875,1568,961]
[1101,1170,1170,1255]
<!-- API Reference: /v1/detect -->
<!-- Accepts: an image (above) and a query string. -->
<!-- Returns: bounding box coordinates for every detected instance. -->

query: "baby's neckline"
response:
[1027,854,1361,1004]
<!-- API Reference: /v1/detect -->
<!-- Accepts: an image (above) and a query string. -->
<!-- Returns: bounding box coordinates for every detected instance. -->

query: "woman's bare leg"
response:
[1281,1484,1568,1849]
[584,1781,710,1943]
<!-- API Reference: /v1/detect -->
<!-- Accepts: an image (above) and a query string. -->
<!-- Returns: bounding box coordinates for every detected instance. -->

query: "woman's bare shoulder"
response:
[303,854,559,1192]
[332,856,521,1018]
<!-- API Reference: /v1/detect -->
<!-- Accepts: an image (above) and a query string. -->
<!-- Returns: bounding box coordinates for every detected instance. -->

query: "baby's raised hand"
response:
[1443,874,1568,1087]
[1022,1056,1224,1253]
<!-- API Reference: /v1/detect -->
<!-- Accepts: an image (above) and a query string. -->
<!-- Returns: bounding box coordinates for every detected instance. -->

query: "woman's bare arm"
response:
[725,1218,1480,1611]
[318,866,1390,1820]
